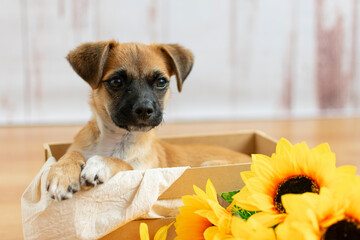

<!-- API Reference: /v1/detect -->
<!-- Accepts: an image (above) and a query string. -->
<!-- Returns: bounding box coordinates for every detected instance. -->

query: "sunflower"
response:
[276,178,360,240]
[196,194,233,239]
[196,199,275,240]
[201,215,276,240]
[232,138,356,227]
[175,179,224,240]
[231,216,276,240]
[139,221,174,240]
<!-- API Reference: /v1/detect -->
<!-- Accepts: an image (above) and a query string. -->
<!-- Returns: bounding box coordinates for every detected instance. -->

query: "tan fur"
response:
[46,151,85,200]
[46,41,250,201]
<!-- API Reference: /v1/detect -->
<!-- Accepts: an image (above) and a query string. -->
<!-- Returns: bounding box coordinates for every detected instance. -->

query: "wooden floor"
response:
[1,118,359,239]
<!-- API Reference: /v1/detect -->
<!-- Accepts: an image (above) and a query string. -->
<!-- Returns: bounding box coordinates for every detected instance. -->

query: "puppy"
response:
[46,41,251,201]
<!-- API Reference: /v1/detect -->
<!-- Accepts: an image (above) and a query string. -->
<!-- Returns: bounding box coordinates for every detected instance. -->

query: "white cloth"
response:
[21,157,188,240]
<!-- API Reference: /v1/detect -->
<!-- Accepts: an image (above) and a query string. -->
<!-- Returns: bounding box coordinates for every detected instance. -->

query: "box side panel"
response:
[44,132,258,161]
[163,132,256,155]
[159,163,251,199]
[255,132,277,156]
[48,143,71,160]
[100,218,176,240]
[43,143,51,160]
[159,132,276,199]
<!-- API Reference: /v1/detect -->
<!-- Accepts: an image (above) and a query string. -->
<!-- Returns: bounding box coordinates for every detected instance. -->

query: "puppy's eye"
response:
[155,78,168,90]
[106,78,124,90]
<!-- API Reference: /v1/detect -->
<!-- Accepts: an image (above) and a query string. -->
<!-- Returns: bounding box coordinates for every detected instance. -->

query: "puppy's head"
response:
[66,41,194,132]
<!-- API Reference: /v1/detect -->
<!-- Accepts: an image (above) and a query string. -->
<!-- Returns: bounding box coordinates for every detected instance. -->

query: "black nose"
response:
[133,102,154,120]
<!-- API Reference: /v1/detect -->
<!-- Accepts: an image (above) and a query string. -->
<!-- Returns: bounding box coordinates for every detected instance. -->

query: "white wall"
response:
[1,0,359,125]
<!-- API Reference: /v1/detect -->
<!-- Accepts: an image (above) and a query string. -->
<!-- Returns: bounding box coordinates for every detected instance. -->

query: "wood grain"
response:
[1,118,359,239]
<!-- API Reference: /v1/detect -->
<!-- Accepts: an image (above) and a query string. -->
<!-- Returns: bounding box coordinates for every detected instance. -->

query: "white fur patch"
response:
[81,155,112,186]
[49,182,74,201]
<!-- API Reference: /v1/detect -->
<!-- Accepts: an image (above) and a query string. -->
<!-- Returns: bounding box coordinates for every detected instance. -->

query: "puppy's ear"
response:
[66,41,115,89]
[159,44,194,92]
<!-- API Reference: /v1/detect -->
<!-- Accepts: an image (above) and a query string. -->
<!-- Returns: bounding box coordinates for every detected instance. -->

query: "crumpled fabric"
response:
[21,157,188,240]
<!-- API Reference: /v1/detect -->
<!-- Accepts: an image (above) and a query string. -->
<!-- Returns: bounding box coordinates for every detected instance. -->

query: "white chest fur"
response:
[82,126,157,170]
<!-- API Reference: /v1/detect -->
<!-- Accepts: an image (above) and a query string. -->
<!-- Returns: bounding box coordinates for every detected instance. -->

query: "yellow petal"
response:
[203,226,218,240]
[232,187,261,211]
[207,199,230,219]
[281,193,315,216]
[250,228,276,240]
[204,226,233,240]
[273,154,295,177]
[206,179,218,202]
[336,165,357,176]
[305,208,319,232]
[241,171,256,183]
[181,195,208,209]
[248,211,286,227]
[154,222,174,240]
[246,177,272,195]
[252,156,277,181]
[195,209,218,225]
[250,193,275,212]
[276,138,293,155]
[232,186,251,201]
[196,199,231,227]
[312,143,331,154]
[277,221,317,240]
[232,216,276,240]
[231,216,248,237]
[252,154,272,162]
[216,216,232,234]
[193,185,208,200]
[291,142,309,172]
[139,223,150,240]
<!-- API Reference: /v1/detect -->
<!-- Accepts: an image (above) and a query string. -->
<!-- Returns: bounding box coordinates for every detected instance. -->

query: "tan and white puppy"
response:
[46,41,250,201]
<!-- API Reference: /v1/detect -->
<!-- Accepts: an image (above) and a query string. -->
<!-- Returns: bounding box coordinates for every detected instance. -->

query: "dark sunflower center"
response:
[274,175,319,213]
[324,218,360,240]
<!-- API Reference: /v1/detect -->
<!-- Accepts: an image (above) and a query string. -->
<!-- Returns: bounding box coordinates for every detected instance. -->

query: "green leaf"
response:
[220,191,258,221]
[220,190,240,204]
[235,206,257,220]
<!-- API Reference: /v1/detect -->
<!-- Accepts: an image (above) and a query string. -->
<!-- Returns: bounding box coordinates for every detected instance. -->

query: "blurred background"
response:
[1,0,359,125]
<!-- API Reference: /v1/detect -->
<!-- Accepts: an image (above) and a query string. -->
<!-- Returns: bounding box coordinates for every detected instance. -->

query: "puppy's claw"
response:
[85,180,94,187]
[81,155,112,186]
[94,174,103,185]
[67,184,80,194]
[46,154,84,201]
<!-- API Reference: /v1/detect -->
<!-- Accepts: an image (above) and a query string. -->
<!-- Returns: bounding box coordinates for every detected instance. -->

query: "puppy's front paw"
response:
[81,156,112,186]
[46,160,83,201]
